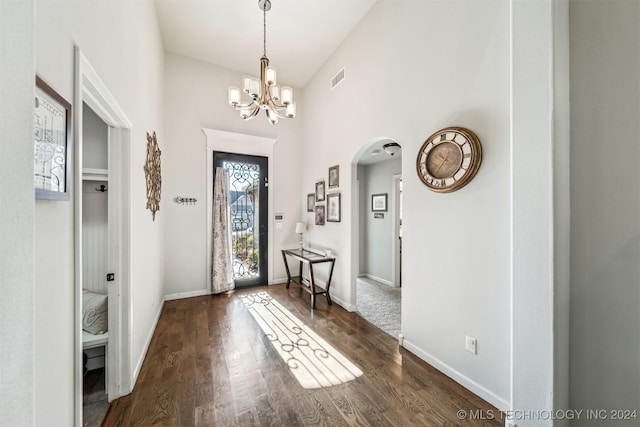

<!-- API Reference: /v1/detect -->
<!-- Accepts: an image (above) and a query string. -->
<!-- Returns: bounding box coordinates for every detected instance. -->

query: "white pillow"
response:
[82,290,108,334]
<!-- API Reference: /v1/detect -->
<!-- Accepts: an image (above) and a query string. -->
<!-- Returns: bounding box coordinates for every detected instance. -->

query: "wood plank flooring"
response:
[103,284,504,426]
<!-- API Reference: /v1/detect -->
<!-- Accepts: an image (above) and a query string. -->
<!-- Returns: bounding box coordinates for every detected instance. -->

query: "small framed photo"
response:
[327,193,341,222]
[315,205,326,225]
[307,193,315,212]
[34,76,71,200]
[328,165,339,188]
[371,193,388,212]
[315,181,326,202]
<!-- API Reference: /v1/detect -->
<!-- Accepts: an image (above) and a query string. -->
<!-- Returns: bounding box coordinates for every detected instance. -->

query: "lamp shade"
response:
[295,222,307,234]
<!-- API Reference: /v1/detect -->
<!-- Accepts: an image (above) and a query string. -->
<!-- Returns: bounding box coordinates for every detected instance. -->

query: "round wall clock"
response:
[416,126,482,193]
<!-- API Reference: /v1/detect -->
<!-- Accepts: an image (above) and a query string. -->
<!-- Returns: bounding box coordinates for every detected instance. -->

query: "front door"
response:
[214,152,268,288]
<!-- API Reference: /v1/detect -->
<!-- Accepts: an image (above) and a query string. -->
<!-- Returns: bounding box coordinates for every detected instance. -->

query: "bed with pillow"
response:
[82,290,108,373]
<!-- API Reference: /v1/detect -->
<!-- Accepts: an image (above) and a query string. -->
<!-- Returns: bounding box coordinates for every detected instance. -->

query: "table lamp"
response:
[295,222,307,250]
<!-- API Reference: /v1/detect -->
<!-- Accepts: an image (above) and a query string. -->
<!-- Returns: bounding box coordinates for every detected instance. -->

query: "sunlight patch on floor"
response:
[241,291,363,389]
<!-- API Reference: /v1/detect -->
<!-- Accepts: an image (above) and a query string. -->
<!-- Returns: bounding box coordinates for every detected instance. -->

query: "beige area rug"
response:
[241,292,362,389]
[356,277,401,339]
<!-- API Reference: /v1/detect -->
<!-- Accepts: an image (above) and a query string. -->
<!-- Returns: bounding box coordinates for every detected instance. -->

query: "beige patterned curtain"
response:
[211,167,234,293]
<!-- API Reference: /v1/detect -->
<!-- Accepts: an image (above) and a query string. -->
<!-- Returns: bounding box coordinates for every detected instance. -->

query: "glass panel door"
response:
[214,152,268,287]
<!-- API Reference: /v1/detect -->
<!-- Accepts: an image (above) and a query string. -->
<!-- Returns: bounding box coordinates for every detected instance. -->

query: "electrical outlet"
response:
[465,335,477,354]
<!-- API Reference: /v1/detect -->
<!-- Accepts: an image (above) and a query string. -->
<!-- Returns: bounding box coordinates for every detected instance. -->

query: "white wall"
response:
[0,1,36,425]
[570,0,640,417]
[34,0,165,424]
[82,103,108,170]
[301,1,511,407]
[358,157,401,283]
[163,52,304,297]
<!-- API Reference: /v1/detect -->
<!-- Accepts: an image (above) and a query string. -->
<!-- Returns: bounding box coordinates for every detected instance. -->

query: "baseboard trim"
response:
[360,273,393,287]
[270,277,288,285]
[331,294,356,312]
[132,298,164,386]
[165,289,209,301]
[402,338,510,411]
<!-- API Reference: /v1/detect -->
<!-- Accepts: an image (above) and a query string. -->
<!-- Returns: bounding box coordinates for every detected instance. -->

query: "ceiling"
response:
[154,0,377,88]
[358,138,403,165]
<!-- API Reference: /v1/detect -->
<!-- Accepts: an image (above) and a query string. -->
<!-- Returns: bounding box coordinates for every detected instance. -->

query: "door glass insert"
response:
[225,160,260,279]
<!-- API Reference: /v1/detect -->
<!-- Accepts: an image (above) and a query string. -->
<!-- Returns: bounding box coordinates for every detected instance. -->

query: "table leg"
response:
[325,259,335,305]
[309,263,316,309]
[282,251,292,288]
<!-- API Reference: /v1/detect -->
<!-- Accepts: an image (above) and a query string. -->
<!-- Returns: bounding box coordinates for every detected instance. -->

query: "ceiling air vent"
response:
[331,68,345,89]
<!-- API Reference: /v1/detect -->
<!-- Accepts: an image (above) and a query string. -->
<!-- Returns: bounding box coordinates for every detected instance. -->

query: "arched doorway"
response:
[351,137,403,340]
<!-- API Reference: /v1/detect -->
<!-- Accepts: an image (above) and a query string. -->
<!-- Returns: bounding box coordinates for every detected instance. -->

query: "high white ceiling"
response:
[154,0,377,88]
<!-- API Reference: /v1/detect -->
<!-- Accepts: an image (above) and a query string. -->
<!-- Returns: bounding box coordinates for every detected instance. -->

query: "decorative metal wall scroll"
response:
[144,131,162,220]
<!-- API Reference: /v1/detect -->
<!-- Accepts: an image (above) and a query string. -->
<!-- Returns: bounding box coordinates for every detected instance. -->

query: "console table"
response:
[281,249,335,309]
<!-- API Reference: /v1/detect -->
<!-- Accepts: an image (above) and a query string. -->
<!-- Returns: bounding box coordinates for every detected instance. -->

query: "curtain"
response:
[211,167,234,293]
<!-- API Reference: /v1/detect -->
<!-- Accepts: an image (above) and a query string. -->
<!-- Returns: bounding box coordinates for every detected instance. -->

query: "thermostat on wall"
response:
[275,213,284,229]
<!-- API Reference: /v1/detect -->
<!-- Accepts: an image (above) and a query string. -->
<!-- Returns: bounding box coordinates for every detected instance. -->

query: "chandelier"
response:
[228,0,296,125]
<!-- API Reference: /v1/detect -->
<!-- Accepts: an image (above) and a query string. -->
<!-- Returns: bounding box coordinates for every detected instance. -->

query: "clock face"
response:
[417,127,482,193]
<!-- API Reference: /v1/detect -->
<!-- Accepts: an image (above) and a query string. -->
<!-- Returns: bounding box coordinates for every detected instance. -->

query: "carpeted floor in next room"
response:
[356,276,401,339]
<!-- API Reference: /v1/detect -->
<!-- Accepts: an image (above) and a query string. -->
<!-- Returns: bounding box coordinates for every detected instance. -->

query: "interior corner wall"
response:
[570,0,640,416]
[301,1,511,407]
[34,1,165,424]
[552,0,571,418]
[510,0,557,421]
[0,1,36,425]
[358,158,401,284]
[162,52,304,297]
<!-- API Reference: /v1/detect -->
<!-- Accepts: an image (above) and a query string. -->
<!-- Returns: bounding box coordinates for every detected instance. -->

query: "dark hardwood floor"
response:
[103,284,503,426]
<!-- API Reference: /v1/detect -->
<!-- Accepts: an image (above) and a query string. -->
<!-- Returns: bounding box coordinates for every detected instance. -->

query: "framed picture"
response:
[371,193,388,212]
[327,193,341,222]
[328,165,339,188]
[315,180,326,202]
[315,205,325,225]
[34,76,71,200]
[307,193,315,212]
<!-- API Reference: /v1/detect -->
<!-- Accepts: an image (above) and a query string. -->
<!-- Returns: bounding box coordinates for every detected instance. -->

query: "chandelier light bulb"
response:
[242,76,252,94]
[271,84,281,102]
[281,86,293,105]
[265,66,277,86]
[267,108,278,124]
[228,87,240,106]
[249,78,260,98]
[286,102,296,118]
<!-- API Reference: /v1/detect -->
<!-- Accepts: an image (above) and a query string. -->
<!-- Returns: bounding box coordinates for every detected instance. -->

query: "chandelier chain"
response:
[263,8,267,57]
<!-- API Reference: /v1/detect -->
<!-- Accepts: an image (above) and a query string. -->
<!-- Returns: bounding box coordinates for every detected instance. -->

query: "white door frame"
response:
[202,128,276,290]
[73,47,133,426]
[391,174,402,288]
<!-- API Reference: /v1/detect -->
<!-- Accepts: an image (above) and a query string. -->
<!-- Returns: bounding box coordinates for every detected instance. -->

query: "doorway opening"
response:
[214,151,269,288]
[80,102,110,424]
[74,47,133,427]
[352,138,403,340]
